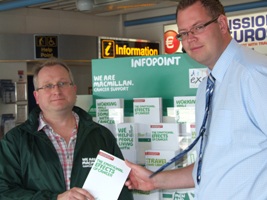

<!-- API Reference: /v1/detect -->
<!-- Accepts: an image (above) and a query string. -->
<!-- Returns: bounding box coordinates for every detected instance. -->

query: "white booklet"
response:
[82,150,131,200]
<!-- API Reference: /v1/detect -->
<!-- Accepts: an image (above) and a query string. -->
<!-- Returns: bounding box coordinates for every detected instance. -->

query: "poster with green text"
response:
[90,54,206,116]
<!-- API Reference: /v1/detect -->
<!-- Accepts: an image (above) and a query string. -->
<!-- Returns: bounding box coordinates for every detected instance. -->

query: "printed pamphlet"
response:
[133,97,162,123]
[96,98,124,124]
[82,150,130,200]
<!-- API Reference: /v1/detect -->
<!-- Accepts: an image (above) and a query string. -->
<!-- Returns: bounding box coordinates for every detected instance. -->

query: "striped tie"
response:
[149,73,215,184]
[196,73,215,184]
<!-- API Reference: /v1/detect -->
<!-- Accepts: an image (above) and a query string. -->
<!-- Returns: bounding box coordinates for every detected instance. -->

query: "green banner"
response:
[90,54,206,116]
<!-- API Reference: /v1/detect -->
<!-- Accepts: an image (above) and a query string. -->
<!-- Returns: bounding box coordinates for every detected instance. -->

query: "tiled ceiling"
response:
[0,0,264,16]
[0,0,180,16]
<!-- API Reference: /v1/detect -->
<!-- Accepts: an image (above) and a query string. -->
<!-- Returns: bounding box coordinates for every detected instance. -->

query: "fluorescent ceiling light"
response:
[0,0,53,11]
[76,0,94,11]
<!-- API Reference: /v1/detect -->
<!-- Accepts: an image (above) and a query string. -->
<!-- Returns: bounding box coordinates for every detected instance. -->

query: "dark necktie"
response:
[150,73,216,185]
[196,73,215,184]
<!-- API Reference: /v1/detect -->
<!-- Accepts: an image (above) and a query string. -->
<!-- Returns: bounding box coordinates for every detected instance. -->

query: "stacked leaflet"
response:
[173,96,197,167]
[173,96,196,107]
[173,96,196,135]
[133,190,161,200]
[145,150,180,172]
[115,123,138,163]
[150,123,180,151]
[161,188,195,200]
[116,123,152,166]
[96,98,124,136]
[96,98,124,124]
[136,123,151,165]
[137,150,180,200]
[133,97,162,124]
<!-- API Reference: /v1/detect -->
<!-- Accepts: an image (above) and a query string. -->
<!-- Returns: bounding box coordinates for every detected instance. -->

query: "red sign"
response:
[164,30,181,54]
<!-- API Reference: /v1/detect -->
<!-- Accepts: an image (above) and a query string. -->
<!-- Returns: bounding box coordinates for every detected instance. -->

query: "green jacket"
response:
[0,106,133,200]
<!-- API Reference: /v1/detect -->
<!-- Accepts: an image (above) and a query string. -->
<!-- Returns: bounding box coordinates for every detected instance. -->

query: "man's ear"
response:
[218,14,229,34]
[33,90,39,105]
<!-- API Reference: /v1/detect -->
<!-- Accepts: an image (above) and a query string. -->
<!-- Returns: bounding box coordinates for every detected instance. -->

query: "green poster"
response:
[90,54,206,116]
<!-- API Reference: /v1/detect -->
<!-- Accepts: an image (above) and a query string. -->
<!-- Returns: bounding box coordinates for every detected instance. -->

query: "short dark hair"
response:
[176,0,225,20]
[33,57,75,90]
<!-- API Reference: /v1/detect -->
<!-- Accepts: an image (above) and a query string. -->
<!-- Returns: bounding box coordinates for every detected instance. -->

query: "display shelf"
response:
[0,82,28,137]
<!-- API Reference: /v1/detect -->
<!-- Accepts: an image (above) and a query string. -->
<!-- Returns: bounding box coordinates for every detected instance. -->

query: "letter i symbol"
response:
[105,42,112,56]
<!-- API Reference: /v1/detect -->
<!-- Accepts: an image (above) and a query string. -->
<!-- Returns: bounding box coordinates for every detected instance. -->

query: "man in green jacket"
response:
[0,58,133,200]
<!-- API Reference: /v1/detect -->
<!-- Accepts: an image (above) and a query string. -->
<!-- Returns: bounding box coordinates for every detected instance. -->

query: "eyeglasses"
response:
[176,17,219,41]
[36,81,74,91]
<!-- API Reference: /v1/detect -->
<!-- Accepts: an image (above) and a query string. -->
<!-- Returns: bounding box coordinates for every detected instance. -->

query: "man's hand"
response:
[57,187,94,200]
[125,160,155,191]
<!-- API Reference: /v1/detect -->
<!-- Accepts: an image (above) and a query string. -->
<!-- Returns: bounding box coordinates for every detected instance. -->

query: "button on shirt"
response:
[193,39,267,199]
[38,112,79,190]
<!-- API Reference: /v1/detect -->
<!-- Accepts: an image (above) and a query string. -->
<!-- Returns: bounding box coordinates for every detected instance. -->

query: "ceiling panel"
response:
[0,0,264,16]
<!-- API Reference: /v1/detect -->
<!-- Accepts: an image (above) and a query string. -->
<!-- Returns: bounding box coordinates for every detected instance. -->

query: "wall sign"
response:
[228,11,267,55]
[164,24,183,54]
[164,11,267,55]
[90,54,206,116]
[99,37,160,58]
[34,35,58,59]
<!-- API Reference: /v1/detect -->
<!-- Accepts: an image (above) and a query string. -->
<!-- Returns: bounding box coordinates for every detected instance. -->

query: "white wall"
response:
[124,7,177,52]
[0,62,27,81]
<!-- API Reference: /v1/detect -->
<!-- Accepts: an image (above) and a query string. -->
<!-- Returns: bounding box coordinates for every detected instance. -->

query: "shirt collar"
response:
[38,113,47,131]
[211,39,239,83]
[37,111,79,132]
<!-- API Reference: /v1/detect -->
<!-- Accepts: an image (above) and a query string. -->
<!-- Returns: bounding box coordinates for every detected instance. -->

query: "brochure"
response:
[82,150,130,200]
[96,98,124,124]
[133,97,162,123]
